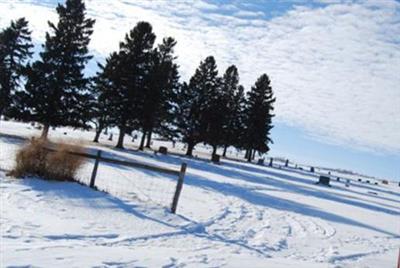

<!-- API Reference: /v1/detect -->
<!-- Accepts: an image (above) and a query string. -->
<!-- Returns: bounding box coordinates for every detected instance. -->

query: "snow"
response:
[0,120,399,267]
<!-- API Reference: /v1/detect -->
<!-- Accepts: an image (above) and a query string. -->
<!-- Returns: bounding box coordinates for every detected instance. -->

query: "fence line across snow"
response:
[43,146,187,214]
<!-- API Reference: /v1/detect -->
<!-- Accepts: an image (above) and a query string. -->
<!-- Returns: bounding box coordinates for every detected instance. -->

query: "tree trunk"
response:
[93,128,102,143]
[247,149,252,162]
[186,141,195,156]
[116,126,126,149]
[41,124,50,139]
[212,145,217,156]
[244,149,249,159]
[139,130,147,151]
[145,129,152,148]
[222,145,228,157]
[252,150,256,160]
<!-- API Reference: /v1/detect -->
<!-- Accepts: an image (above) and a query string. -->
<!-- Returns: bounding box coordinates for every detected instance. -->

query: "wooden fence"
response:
[45,146,187,214]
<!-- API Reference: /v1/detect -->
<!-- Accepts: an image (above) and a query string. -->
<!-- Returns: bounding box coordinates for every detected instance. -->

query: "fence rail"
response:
[44,146,181,176]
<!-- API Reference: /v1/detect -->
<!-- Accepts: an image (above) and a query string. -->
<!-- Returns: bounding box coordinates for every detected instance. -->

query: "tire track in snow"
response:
[287,214,336,239]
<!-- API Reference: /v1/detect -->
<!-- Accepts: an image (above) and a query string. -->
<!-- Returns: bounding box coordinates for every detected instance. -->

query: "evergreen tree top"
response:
[190,56,219,88]
[0,17,33,67]
[249,73,275,104]
[42,0,95,66]
[120,21,155,56]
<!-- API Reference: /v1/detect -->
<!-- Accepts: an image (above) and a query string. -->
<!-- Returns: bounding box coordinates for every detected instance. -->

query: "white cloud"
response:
[0,0,399,154]
[233,10,265,18]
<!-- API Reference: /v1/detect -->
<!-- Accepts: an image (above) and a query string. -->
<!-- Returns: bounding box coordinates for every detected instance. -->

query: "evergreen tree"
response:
[175,81,200,156]
[0,18,33,119]
[219,65,241,156]
[112,22,156,149]
[90,55,120,143]
[243,74,275,162]
[139,37,179,150]
[176,56,219,156]
[202,75,225,156]
[14,0,95,138]
[231,85,247,149]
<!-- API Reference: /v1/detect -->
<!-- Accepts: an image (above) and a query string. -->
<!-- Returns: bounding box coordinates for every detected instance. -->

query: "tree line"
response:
[0,0,275,162]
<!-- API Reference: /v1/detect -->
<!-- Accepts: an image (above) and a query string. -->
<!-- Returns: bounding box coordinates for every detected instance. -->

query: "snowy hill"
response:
[0,121,399,267]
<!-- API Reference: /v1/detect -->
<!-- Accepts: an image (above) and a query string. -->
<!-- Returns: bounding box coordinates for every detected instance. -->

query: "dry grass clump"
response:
[10,138,86,181]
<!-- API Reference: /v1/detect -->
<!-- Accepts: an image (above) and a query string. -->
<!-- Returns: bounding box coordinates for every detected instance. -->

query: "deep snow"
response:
[0,121,399,267]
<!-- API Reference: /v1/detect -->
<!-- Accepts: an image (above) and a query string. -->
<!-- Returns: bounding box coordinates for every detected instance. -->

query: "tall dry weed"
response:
[10,138,85,181]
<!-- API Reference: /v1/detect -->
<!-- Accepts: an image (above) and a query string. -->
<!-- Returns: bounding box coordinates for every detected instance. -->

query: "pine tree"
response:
[231,85,247,149]
[176,56,219,156]
[139,37,179,150]
[202,75,225,156]
[243,74,275,162]
[90,54,120,143]
[219,65,241,157]
[15,0,95,138]
[198,58,231,157]
[112,21,156,149]
[175,81,200,156]
[0,18,33,119]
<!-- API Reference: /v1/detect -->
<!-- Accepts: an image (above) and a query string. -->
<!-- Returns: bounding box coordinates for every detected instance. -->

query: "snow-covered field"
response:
[1,121,399,267]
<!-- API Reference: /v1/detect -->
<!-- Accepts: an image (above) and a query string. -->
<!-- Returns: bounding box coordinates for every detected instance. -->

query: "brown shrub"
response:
[10,138,86,181]
[11,138,48,178]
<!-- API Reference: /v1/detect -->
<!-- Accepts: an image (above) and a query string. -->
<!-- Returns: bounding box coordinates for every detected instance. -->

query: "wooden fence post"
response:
[90,150,102,188]
[171,163,187,214]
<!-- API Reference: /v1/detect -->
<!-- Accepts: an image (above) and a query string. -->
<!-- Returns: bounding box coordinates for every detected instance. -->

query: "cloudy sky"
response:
[1,0,399,179]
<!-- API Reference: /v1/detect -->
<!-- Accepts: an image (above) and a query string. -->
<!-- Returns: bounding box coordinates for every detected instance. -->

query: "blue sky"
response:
[270,122,399,180]
[0,0,399,180]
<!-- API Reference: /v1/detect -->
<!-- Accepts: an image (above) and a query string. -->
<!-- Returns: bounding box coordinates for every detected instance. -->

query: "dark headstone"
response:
[269,158,273,167]
[159,146,168,155]
[366,180,370,184]
[310,167,315,173]
[257,159,264,165]
[212,154,220,163]
[336,177,340,181]
[358,178,362,182]
[382,180,388,185]
[285,159,289,167]
[317,175,331,186]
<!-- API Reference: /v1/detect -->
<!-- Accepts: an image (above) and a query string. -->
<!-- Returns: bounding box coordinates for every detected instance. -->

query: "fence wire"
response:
[74,156,179,210]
